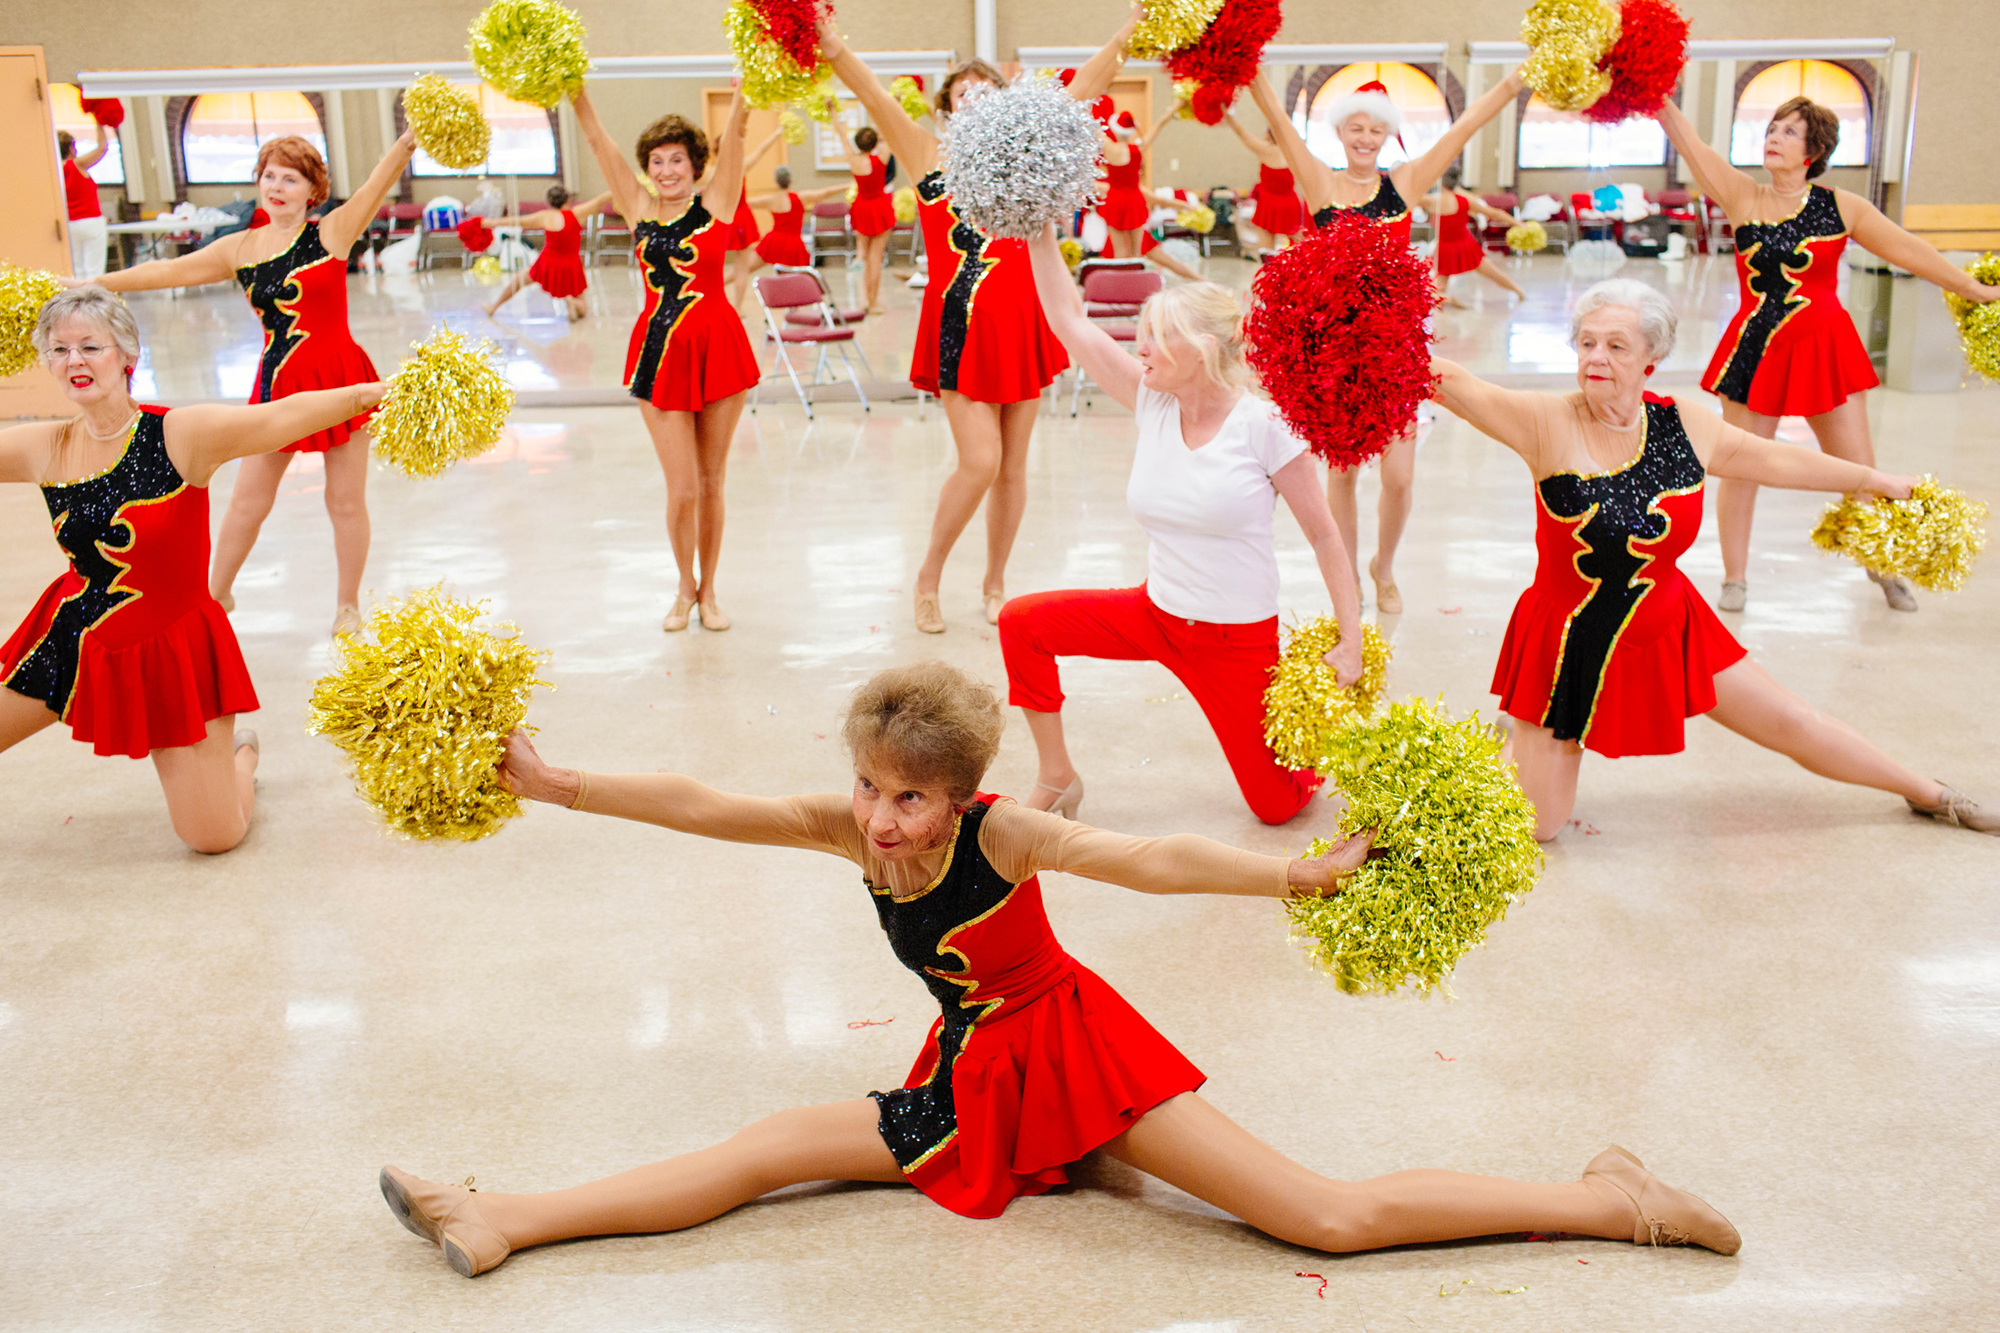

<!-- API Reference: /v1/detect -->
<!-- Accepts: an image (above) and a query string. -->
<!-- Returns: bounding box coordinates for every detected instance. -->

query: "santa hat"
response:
[1324,79,1404,145]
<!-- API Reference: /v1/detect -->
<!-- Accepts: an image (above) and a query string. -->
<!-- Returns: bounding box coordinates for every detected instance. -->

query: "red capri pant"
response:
[999,585,1321,825]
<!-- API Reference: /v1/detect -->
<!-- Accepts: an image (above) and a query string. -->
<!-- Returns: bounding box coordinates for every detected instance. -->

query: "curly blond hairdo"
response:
[841,660,1003,804]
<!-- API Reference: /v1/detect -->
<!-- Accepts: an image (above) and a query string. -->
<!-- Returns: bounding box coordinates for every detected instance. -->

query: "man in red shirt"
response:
[61,124,111,279]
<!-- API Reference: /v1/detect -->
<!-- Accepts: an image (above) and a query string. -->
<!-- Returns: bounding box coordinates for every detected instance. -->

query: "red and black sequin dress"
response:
[1491,395,1746,757]
[1702,185,1878,417]
[1312,173,1413,244]
[869,798,1204,1218]
[234,221,378,453]
[2,409,258,757]
[623,199,762,411]
[910,170,1068,403]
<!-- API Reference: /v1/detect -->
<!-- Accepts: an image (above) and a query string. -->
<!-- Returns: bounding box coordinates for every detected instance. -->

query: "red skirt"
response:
[850,196,897,238]
[755,231,811,267]
[1099,187,1151,232]
[624,302,762,411]
[726,198,760,252]
[1249,189,1303,237]
[1491,574,1747,758]
[1702,302,1880,417]
[255,337,378,454]
[1437,230,1486,276]
[2,591,258,759]
[896,965,1205,1219]
[529,247,588,298]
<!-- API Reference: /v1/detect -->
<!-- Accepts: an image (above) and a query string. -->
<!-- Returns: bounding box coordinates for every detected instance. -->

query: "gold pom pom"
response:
[471,255,504,282]
[308,587,551,841]
[891,75,930,123]
[893,186,918,224]
[778,109,809,145]
[1129,0,1227,59]
[1505,220,1548,253]
[725,1,831,111]
[1173,80,1201,119]
[404,75,492,171]
[371,327,516,480]
[1175,204,1217,234]
[1262,616,1392,772]
[0,262,63,381]
[468,0,591,109]
[1286,698,1543,996]
[1944,252,2000,381]
[1810,475,1989,593]
[1521,0,1620,112]
[1059,238,1085,269]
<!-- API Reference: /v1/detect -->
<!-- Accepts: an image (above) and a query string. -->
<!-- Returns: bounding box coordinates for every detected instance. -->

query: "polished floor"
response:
[3,245,1997,1332]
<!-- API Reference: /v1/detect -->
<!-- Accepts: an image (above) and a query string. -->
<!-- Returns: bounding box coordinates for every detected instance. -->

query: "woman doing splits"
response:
[378,660,1740,1278]
[88,132,414,637]
[1421,168,1525,305]
[1251,68,1526,615]
[835,117,899,314]
[1219,109,1303,251]
[483,186,612,322]
[1657,97,2000,614]
[0,287,384,853]
[1097,106,1178,264]
[820,15,1131,633]
[1430,280,1997,841]
[1007,228,1363,824]
[572,84,761,632]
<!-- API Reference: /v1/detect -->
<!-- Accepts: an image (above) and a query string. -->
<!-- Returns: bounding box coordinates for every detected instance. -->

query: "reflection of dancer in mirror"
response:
[1655,95,2000,615]
[734,167,853,297]
[834,112,899,314]
[1219,108,1302,253]
[483,186,613,322]
[1420,168,1525,306]
[1431,280,1998,841]
[378,661,1742,1278]
[85,130,415,637]
[1251,67,1526,615]
[60,123,113,280]
[572,84,761,633]
[723,126,787,309]
[1098,105,1178,264]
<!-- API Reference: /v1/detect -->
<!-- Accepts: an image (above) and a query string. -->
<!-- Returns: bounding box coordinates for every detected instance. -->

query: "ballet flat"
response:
[915,591,945,635]
[1908,784,2000,835]
[216,591,235,613]
[1867,569,1919,612]
[1367,558,1402,615]
[663,596,695,632]
[379,1166,512,1278]
[332,605,363,638]
[1583,1146,1741,1256]
[983,591,1007,625]
[233,729,259,757]
[698,600,732,631]
[1717,581,1747,612]
[1032,775,1084,820]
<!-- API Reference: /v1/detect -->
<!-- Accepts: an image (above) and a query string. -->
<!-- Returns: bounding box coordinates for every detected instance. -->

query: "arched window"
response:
[1517,93,1667,168]
[1730,60,1869,168]
[1299,63,1449,170]
[410,83,559,177]
[51,84,126,185]
[181,92,326,186]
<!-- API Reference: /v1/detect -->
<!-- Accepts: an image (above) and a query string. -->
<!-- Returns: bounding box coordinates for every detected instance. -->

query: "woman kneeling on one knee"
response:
[1002,226,1364,825]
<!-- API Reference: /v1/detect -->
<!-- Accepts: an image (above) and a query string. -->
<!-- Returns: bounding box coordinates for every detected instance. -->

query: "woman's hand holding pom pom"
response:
[1323,638,1364,690]
[1855,471,1918,503]
[1287,832,1376,896]
[497,728,580,806]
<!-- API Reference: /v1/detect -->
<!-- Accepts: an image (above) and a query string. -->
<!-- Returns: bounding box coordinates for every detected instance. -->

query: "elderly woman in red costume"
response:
[1250,67,1525,615]
[817,11,1136,633]
[87,131,415,637]
[736,165,852,282]
[2,287,383,853]
[378,660,1741,1277]
[483,185,613,322]
[1419,166,1526,305]
[1220,107,1303,251]
[831,110,899,314]
[1430,279,1996,840]
[1656,95,2000,614]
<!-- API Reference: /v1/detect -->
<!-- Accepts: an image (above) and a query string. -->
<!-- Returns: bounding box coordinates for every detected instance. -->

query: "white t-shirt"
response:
[1125,386,1306,624]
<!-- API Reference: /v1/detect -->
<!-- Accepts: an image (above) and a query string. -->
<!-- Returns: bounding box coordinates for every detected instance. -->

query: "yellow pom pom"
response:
[1943,252,2000,381]
[471,255,504,282]
[1505,220,1548,253]
[468,0,590,108]
[778,109,809,145]
[404,75,492,171]
[893,186,918,224]
[0,262,64,380]
[1262,616,1392,772]
[1286,698,1543,996]
[1175,204,1216,234]
[1811,475,1989,593]
[1128,0,1226,59]
[844,183,858,205]
[1521,0,1620,112]
[308,587,551,841]
[725,1,830,111]
[891,75,930,123]
[1059,238,1085,269]
[371,327,516,480]
[1174,80,1201,119]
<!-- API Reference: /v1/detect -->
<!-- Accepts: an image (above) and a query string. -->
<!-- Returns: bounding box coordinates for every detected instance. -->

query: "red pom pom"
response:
[1244,211,1438,469]
[80,96,125,128]
[746,0,831,72]
[1093,94,1116,123]
[1585,0,1689,124]
[1190,82,1234,125]
[456,218,496,253]
[1165,0,1283,96]
[251,207,270,228]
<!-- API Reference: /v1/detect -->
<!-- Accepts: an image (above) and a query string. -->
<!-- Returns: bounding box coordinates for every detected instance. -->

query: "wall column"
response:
[375,87,400,198]
[1461,60,1489,189]
[323,88,352,198]
[143,94,174,203]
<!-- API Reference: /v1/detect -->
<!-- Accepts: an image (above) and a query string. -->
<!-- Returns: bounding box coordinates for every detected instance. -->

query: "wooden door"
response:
[704,90,785,233]
[0,47,75,417]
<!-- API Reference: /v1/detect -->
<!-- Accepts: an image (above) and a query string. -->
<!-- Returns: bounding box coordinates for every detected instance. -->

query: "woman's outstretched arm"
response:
[1066,5,1143,102]
[1841,192,2000,301]
[163,383,385,484]
[1392,68,1525,202]
[319,128,418,256]
[1429,358,1547,471]
[1272,453,1365,686]
[1027,225,1141,408]
[1248,70,1334,211]
[818,20,937,175]
[571,86,649,226]
[1681,397,1915,496]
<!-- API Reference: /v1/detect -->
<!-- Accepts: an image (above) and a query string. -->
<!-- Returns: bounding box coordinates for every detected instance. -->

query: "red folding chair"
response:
[1072,267,1162,414]
[750,269,870,418]
[1479,193,1519,252]
[807,200,855,264]
[1077,258,1148,317]
[1656,188,1702,251]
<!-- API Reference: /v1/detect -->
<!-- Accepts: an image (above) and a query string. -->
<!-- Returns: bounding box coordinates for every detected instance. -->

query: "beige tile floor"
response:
[3,247,1997,1332]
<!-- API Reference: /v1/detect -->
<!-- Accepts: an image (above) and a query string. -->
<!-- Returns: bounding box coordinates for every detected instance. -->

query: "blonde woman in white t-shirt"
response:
[1005,228,1365,825]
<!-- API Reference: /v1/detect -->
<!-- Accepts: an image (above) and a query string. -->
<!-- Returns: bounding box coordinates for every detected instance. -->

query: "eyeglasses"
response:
[44,342,117,362]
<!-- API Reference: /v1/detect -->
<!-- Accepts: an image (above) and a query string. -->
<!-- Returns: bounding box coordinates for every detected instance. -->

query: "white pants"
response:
[69,215,109,280]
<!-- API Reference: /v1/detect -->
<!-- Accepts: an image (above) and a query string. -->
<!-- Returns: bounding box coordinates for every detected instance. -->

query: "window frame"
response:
[1513,88,1673,171]
[1285,62,1465,173]
[1727,58,1875,171]
[51,83,127,187]
[170,91,329,198]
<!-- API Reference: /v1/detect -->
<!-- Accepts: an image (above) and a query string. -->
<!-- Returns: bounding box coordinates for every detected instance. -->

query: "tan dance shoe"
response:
[662,595,694,632]
[216,591,235,613]
[1717,581,1747,612]
[915,591,946,634]
[1367,558,1403,615]
[233,729,258,757]
[1031,775,1083,820]
[1908,784,2000,835]
[1867,569,1919,612]
[379,1166,512,1277]
[698,599,731,631]
[983,590,1006,626]
[1583,1146,1741,1255]
[332,605,363,638]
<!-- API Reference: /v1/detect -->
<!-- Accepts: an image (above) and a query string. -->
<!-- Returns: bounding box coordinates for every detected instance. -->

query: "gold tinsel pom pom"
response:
[1943,252,2000,381]
[1129,0,1227,59]
[893,186,919,224]
[1505,220,1548,254]
[471,254,504,282]
[1174,79,1201,118]
[891,75,930,123]
[1262,615,1392,772]
[404,75,492,171]
[1059,238,1085,269]
[468,0,591,109]
[371,328,516,480]
[1810,475,1989,593]
[1521,0,1620,112]
[309,587,551,841]
[1287,698,1543,996]
[0,262,64,380]
[1176,204,1217,234]
[725,1,831,111]
[778,109,809,144]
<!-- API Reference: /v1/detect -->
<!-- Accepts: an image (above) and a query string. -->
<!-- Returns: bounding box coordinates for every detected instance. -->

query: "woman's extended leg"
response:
[1804,394,1912,610]
[641,402,702,626]
[1715,401,1780,595]
[981,398,1039,608]
[484,269,531,317]
[209,450,294,605]
[1475,257,1526,300]
[151,715,259,855]
[0,690,59,754]
[863,232,890,312]
[691,391,747,628]
[1705,657,1942,805]
[322,432,372,617]
[913,393,1007,630]
[1502,717,1585,842]
[1369,429,1419,612]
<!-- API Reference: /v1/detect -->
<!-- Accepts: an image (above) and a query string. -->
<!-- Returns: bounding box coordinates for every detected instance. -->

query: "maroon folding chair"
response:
[751,269,870,418]
[1072,267,1162,414]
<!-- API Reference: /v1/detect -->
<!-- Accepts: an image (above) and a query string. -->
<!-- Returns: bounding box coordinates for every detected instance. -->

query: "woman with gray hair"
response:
[0,287,383,853]
[1429,279,1994,840]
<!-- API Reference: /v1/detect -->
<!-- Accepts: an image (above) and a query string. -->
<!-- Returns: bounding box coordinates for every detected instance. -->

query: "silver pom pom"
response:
[940,77,1103,240]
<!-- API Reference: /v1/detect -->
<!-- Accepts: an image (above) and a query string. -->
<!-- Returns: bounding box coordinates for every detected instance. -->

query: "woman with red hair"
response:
[87,130,416,638]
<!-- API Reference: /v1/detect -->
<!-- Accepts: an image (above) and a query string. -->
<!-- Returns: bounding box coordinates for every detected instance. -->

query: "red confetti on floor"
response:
[1436,1051,1456,1061]
[1568,819,1601,835]
[1295,1271,1328,1298]
[847,1018,895,1029]
[1438,606,1463,614]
